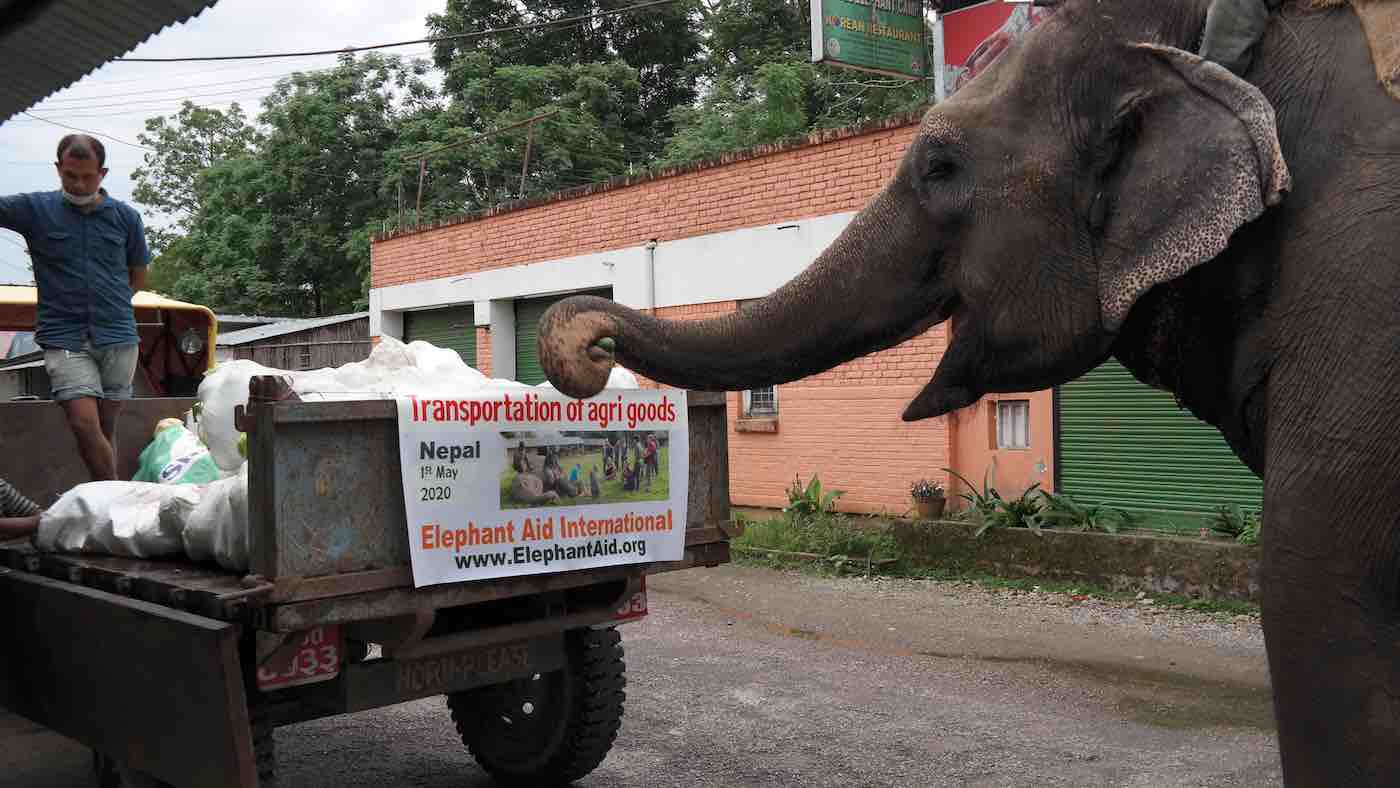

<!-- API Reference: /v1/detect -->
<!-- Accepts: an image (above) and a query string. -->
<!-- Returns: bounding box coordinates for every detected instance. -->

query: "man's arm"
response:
[127,207,152,294]
[0,515,40,541]
[0,193,34,236]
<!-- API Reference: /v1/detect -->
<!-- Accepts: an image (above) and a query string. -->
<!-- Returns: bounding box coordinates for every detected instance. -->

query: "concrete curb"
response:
[889,519,1260,603]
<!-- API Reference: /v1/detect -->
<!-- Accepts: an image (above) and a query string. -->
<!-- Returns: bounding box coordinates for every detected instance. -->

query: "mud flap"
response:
[0,568,257,788]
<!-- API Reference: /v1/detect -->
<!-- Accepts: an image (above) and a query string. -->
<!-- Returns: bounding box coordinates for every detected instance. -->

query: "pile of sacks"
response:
[34,335,637,571]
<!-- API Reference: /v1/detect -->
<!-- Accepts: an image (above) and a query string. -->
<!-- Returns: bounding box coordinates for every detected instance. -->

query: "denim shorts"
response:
[44,342,139,402]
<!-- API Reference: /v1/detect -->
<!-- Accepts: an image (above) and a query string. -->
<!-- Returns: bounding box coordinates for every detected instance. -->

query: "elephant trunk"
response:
[539,174,951,398]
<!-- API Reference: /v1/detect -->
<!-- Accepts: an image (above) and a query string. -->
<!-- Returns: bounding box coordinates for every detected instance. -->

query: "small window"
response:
[298,347,312,370]
[737,298,777,419]
[996,400,1029,449]
[743,386,778,418]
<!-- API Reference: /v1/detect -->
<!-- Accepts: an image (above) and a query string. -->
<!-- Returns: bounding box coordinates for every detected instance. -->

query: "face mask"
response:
[62,190,97,207]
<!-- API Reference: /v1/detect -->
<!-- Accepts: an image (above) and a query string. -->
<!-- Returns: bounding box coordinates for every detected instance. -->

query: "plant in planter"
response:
[910,478,946,520]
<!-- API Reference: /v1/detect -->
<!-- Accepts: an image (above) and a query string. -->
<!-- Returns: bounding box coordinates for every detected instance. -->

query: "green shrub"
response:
[1237,510,1262,545]
[942,468,1051,537]
[1207,503,1252,539]
[1037,491,1136,534]
[784,474,844,519]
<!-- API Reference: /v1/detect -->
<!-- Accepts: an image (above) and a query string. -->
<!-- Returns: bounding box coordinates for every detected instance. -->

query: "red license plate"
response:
[612,578,648,623]
[257,625,341,691]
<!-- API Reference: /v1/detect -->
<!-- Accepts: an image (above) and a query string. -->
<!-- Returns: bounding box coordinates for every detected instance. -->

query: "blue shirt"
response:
[0,190,150,350]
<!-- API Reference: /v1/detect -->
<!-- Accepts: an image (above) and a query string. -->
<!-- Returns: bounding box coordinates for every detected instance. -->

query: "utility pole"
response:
[519,120,536,199]
[415,158,427,229]
[402,109,560,225]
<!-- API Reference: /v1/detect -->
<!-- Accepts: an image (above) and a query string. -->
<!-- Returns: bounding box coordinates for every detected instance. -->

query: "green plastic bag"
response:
[133,418,224,485]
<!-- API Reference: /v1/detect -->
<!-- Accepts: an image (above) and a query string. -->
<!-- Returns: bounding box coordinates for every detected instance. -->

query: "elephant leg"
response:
[1259,500,1400,785]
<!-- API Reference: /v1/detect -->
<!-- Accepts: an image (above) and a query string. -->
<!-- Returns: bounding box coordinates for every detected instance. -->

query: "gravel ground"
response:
[0,563,1280,787]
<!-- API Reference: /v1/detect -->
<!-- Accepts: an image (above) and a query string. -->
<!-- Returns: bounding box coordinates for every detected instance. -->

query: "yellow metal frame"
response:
[0,285,218,372]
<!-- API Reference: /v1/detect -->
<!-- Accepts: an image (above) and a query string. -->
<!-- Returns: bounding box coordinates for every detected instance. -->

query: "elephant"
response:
[537,2,1400,784]
[509,472,559,506]
[551,473,582,499]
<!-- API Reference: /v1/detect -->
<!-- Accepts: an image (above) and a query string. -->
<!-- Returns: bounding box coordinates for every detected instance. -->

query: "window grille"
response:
[745,386,778,417]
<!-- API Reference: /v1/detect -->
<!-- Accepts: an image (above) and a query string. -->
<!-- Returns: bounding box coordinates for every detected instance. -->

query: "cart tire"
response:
[447,626,625,786]
[91,752,173,788]
[252,704,277,788]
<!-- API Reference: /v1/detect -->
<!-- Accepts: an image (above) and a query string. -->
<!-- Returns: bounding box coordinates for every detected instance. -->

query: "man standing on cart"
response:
[0,134,150,481]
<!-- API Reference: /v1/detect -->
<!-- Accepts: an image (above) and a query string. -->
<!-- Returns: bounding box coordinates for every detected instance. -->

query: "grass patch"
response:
[733,511,903,573]
[731,512,1258,618]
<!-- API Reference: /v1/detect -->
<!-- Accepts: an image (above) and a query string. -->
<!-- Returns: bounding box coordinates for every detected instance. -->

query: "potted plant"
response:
[910,478,946,520]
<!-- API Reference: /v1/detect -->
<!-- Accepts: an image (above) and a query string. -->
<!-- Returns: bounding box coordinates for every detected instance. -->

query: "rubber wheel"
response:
[447,627,626,786]
[92,752,172,788]
[251,704,277,788]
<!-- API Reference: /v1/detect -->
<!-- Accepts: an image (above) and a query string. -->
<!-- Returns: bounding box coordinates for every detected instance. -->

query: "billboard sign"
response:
[810,0,929,80]
[396,389,690,587]
[937,1,1057,97]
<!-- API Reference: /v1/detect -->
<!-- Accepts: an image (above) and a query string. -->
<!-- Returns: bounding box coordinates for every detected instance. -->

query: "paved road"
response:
[1,564,1281,787]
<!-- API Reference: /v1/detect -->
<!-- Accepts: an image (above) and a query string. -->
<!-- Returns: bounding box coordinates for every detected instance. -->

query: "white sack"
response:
[182,465,249,571]
[36,481,200,560]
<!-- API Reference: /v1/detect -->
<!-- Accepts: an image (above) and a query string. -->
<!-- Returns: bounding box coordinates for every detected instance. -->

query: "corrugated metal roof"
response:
[217,312,368,347]
[0,0,223,124]
[215,313,288,323]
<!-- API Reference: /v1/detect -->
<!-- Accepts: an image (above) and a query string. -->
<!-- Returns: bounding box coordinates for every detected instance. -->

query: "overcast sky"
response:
[0,0,447,285]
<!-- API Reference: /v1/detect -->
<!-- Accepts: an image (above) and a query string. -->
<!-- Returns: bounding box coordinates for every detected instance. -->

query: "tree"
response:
[391,59,652,225]
[132,102,260,253]
[662,0,932,165]
[144,53,432,316]
[426,0,702,159]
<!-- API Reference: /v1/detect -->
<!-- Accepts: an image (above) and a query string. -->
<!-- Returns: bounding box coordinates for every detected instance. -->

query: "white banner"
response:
[396,389,689,587]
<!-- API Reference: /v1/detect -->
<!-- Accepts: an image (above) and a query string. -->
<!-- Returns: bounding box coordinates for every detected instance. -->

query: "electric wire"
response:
[20,112,152,151]
[114,0,683,63]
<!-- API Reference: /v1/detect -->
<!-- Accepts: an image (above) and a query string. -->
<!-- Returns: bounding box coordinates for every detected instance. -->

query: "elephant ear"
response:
[1098,43,1291,333]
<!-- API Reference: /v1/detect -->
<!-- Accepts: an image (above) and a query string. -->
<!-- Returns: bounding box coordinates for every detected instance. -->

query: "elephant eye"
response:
[924,158,955,182]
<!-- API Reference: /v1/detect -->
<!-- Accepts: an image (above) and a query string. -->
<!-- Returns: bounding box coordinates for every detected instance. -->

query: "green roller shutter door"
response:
[514,289,611,385]
[403,305,476,367]
[1056,358,1263,518]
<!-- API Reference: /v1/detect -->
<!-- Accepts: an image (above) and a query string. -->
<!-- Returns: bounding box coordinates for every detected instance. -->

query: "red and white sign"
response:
[611,577,649,624]
[938,1,1058,96]
[257,626,342,691]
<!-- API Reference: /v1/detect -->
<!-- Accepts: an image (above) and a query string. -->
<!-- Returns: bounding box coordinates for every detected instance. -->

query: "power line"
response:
[38,74,289,105]
[114,0,683,63]
[38,47,437,104]
[20,112,151,151]
[29,85,279,114]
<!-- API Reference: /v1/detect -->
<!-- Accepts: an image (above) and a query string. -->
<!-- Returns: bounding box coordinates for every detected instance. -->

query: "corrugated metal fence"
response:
[229,319,370,370]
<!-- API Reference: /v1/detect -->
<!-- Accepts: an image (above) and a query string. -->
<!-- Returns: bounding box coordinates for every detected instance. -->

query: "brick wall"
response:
[474,326,492,377]
[727,324,950,515]
[626,303,948,515]
[372,113,922,289]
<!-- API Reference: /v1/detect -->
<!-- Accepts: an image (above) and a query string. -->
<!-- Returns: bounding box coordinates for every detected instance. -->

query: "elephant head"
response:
[538,0,1288,420]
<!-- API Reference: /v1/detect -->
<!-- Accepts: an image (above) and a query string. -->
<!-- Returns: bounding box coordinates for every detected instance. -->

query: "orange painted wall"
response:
[945,391,1056,512]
